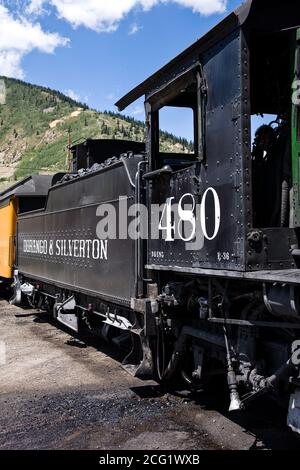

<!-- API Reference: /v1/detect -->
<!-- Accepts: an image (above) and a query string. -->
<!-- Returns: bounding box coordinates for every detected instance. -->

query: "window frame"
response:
[146,62,207,170]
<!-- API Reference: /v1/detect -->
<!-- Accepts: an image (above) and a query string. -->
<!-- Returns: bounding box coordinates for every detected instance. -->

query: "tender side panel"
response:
[17,158,141,305]
[0,199,17,279]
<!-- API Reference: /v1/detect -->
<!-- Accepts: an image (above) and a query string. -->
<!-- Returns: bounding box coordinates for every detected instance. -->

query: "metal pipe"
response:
[121,156,136,189]
[135,160,148,299]
[223,324,243,411]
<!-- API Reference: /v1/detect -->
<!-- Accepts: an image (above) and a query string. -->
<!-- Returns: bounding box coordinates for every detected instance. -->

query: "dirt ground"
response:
[0,297,299,450]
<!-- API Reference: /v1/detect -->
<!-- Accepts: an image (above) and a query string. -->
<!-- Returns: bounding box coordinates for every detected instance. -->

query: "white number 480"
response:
[158,189,220,242]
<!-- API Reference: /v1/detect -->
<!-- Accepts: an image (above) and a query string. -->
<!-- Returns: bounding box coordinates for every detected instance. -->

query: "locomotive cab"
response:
[251,30,295,230]
[117,0,300,274]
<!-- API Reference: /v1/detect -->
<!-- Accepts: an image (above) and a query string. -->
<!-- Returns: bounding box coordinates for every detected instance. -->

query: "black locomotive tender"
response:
[5,0,300,433]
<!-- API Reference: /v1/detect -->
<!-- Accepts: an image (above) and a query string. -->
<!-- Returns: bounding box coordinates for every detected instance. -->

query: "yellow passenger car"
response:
[0,198,17,279]
[0,175,55,281]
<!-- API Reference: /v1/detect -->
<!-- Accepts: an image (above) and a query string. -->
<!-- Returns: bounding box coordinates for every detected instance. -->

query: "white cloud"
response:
[31,0,140,32]
[65,89,80,101]
[0,4,69,78]
[0,50,23,78]
[0,0,227,78]
[26,0,227,32]
[168,0,227,15]
[129,22,142,35]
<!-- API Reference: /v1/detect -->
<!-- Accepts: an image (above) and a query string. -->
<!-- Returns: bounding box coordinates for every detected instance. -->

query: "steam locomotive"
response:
[1,0,300,435]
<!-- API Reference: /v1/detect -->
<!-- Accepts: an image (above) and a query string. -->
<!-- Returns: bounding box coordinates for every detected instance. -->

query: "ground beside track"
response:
[0,297,299,450]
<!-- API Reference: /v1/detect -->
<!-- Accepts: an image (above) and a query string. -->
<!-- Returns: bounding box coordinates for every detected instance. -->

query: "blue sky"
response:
[0,0,244,139]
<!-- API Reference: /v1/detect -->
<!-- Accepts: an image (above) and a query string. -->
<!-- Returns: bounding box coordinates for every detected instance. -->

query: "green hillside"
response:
[0,77,193,191]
